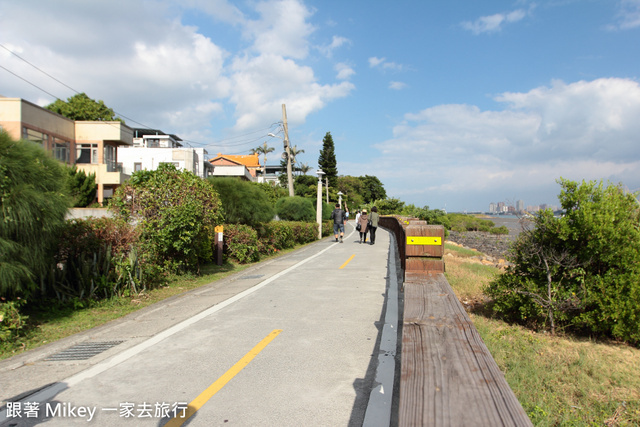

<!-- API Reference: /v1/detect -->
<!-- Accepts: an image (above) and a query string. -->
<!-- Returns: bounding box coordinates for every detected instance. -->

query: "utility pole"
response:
[325,176,329,203]
[282,104,294,197]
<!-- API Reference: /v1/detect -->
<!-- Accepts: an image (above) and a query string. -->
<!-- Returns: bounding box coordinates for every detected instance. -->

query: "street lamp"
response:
[316,169,325,239]
[268,132,294,197]
[337,191,343,209]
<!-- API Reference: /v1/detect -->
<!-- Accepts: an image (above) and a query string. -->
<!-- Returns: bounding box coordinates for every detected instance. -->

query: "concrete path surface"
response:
[0,222,400,427]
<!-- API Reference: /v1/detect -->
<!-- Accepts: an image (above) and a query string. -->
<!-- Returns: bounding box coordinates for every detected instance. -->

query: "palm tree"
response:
[252,142,275,175]
[299,163,311,175]
[290,145,305,175]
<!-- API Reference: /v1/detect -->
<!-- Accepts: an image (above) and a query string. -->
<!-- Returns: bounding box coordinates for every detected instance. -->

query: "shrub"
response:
[0,298,28,342]
[51,218,151,300]
[66,166,96,207]
[321,202,334,221]
[486,179,640,345]
[0,131,70,298]
[288,221,319,244]
[275,196,315,222]
[257,222,295,253]
[110,164,223,273]
[223,224,260,264]
[209,177,275,227]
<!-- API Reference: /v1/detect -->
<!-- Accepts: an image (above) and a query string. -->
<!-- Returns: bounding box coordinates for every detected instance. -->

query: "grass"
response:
[444,242,640,425]
[0,253,284,360]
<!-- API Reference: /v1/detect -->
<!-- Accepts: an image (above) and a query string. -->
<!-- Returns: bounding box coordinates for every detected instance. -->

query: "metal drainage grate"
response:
[240,274,264,280]
[44,341,124,361]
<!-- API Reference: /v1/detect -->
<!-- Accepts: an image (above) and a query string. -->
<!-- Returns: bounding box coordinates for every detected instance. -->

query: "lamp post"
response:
[337,191,343,209]
[316,169,325,240]
[268,132,294,197]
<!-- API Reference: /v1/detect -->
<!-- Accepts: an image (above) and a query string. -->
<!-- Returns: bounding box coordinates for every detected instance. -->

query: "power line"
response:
[0,43,283,150]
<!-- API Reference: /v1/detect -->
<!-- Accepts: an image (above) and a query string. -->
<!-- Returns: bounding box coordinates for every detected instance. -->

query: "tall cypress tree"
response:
[318,132,338,188]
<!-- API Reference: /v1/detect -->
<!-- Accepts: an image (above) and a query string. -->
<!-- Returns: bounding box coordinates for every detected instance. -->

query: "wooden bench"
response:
[379,216,532,426]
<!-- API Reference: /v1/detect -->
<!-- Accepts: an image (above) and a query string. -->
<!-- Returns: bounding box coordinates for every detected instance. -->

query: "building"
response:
[0,96,132,204]
[118,129,213,179]
[208,153,262,181]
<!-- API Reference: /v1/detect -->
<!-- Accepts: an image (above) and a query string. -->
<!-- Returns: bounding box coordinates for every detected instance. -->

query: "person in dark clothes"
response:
[369,206,380,245]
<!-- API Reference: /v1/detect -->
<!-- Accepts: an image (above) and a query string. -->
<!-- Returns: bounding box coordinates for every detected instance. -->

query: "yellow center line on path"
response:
[340,254,356,269]
[164,329,283,427]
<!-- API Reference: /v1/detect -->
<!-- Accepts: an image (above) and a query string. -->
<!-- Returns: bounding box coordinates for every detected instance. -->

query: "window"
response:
[76,143,98,164]
[147,138,160,148]
[53,138,70,163]
[22,127,48,145]
[104,145,116,172]
[134,162,142,172]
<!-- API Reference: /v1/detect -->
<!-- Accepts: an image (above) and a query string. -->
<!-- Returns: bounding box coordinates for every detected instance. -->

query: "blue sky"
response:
[1,0,639,212]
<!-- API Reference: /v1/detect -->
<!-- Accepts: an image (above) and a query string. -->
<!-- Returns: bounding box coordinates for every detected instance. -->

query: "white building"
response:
[118,129,213,178]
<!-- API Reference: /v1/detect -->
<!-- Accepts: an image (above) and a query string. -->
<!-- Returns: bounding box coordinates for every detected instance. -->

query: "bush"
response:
[321,202,334,221]
[51,218,151,300]
[223,224,260,264]
[275,196,315,222]
[110,164,223,273]
[66,166,96,207]
[209,177,275,227]
[0,131,70,298]
[486,179,640,345]
[257,222,295,253]
[253,182,288,206]
[0,298,28,342]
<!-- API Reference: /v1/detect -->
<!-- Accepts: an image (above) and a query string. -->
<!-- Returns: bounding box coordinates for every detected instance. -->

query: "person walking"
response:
[330,203,347,243]
[357,209,369,244]
[369,206,380,245]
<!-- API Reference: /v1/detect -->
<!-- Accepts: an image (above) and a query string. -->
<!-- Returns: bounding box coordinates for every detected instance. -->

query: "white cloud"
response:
[608,0,640,30]
[461,7,531,34]
[389,81,407,90]
[335,63,355,80]
[368,56,405,72]
[0,0,353,141]
[230,54,354,130]
[318,36,351,57]
[376,78,640,210]
[246,0,316,59]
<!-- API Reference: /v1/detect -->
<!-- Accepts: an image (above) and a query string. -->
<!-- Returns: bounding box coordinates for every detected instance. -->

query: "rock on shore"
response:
[447,230,515,259]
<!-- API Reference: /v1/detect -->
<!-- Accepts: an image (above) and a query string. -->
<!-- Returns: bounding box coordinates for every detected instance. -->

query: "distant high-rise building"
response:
[489,202,497,213]
[516,200,524,212]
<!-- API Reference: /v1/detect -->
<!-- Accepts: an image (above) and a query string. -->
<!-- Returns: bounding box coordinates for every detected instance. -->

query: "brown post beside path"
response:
[214,225,223,266]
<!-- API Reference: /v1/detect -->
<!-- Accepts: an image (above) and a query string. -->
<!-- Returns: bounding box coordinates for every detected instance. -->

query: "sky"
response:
[1,0,639,212]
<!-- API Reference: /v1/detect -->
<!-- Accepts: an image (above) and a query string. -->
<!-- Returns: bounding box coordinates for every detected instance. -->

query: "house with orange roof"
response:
[208,153,262,181]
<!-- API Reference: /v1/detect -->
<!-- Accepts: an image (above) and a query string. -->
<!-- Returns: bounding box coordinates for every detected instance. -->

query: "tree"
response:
[290,145,305,175]
[360,175,386,204]
[337,176,365,210]
[372,197,405,215]
[299,163,311,175]
[251,142,275,175]
[487,178,640,345]
[294,175,318,199]
[208,177,274,227]
[46,93,123,122]
[318,132,338,188]
[66,166,97,207]
[110,164,223,272]
[0,131,70,296]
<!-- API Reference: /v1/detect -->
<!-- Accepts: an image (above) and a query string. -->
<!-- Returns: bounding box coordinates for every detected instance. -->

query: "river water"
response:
[483,215,528,237]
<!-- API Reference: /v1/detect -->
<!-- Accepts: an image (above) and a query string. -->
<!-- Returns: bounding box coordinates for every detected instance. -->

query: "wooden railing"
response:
[379,216,532,426]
